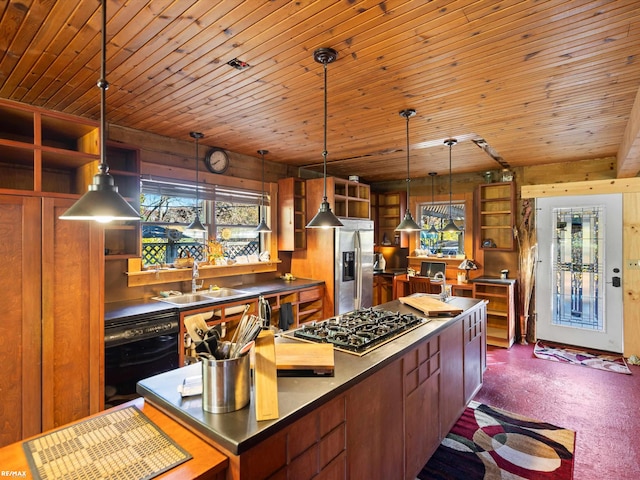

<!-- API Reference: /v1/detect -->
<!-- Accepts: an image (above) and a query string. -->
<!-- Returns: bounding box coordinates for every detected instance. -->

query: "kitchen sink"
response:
[202,287,247,298]
[154,293,214,305]
[153,288,248,306]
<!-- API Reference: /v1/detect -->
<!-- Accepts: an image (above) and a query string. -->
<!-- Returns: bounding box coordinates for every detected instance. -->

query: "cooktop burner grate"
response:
[286,308,427,355]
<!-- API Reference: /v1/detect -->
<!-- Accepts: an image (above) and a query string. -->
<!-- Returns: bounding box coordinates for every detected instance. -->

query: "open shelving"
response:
[472,280,516,348]
[0,99,100,194]
[477,181,515,251]
[278,177,306,251]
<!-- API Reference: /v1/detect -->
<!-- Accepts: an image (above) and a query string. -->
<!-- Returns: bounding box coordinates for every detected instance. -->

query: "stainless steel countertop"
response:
[136,296,484,455]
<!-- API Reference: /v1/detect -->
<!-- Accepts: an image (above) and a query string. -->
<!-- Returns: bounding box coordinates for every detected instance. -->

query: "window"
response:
[417,201,465,256]
[140,177,269,267]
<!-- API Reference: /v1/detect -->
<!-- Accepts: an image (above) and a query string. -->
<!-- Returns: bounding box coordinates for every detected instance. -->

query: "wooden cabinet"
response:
[296,285,325,324]
[477,181,516,251]
[473,280,516,348]
[373,274,394,305]
[0,194,104,447]
[0,100,140,261]
[404,335,441,479]
[85,144,141,260]
[0,99,99,194]
[278,177,306,251]
[463,305,486,403]
[263,285,325,330]
[372,191,407,247]
[306,176,370,220]
[180,285,325,364]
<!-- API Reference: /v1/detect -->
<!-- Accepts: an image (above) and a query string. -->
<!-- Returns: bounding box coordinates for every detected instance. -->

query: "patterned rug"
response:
[419,401,575,480]
[534,341,631,375]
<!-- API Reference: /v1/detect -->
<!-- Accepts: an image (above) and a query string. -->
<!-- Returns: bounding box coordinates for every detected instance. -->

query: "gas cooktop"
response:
[284,308,428,356]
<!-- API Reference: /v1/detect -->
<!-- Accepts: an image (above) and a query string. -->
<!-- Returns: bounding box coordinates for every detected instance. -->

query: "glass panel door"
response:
[552,206,603,330]
[536,194,623,353]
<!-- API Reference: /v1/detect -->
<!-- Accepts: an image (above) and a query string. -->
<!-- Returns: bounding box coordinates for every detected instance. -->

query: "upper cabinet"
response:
[306,176,370,221]
[0,100,141,260]
[96,144,141,260]
[372,191,407,247]
[278,177,306,251]
[477,181,516,251]
[0,99,99,194]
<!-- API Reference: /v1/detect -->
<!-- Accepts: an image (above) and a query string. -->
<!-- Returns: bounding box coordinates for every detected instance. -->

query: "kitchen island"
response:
[138,295,487,480]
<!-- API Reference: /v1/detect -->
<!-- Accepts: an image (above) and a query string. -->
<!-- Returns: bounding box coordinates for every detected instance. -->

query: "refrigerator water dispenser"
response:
[343,251,355,282]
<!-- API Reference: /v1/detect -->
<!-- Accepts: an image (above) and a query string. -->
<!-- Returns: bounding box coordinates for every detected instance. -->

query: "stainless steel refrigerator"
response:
[334,218,374,315]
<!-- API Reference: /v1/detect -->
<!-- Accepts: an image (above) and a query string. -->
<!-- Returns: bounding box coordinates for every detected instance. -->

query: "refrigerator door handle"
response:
[354,230,362,310]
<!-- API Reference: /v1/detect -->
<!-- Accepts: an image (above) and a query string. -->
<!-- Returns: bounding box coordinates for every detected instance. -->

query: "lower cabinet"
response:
[219,302,486,480]
[180,285,326,365]
[0,194,104,447]
[404,335,441,479]
[473,280,516,348]
[373,274,394,305]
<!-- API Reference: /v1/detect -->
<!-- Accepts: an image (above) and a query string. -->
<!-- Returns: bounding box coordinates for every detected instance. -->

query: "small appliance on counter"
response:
[373,252,386,272]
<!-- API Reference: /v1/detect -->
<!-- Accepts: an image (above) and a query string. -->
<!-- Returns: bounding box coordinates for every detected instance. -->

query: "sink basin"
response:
[155,293,213,305]
[202,288,247,298]
[153,288,248,306]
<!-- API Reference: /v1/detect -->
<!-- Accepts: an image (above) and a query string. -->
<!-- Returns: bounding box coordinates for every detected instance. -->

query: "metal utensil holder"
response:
[201,353,250,413]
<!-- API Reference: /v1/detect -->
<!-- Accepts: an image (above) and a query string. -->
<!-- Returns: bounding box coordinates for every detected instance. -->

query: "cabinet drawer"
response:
[299,286,323,303]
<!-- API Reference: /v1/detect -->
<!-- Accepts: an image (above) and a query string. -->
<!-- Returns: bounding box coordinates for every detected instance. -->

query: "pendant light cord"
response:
[405,113,411,199]
[322,60,328,202]
[195,136,199,209]
[449,142,453,220]
[261,152,265,211]
[98,0,109,176]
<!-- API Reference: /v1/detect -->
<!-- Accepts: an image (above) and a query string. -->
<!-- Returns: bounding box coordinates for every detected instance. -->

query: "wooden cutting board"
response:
[275,343,334,376]
[254,330,279,421]
[399,294,463,317]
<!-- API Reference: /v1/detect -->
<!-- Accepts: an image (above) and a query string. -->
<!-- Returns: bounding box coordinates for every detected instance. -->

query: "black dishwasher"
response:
[105,309,180,405]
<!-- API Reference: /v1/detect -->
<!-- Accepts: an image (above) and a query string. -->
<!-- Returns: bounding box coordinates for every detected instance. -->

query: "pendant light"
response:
[395,109,421,232]
[442,139,460,233]
[60,0,140,223]
[427,172,439,235]
[184,131,207,237]
[256,149,271,232]
[306,47,343,229]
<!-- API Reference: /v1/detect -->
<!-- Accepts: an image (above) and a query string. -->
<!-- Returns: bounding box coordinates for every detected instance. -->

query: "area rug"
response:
[533,341,631,375]
[418,401,575,480]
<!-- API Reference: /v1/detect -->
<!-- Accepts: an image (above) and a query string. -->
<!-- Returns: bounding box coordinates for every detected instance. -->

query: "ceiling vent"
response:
[227,58,251,70]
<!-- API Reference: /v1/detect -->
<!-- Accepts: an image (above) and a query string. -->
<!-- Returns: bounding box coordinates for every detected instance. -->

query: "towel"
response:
[279,302,294,331]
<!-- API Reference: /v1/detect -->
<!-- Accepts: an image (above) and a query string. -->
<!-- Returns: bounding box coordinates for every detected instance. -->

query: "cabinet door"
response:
[463,306,485,403]
[439,318,465,436]
[0,195,42,446]
[41,197,104,430]
[404,336,441,479]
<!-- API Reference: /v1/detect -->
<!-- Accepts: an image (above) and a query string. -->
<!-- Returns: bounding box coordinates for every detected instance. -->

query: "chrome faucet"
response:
[433,271,449,301]
[192,260,202,293]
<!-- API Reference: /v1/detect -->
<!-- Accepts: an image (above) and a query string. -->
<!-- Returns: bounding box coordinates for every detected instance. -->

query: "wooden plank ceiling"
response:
[1,0,640,183]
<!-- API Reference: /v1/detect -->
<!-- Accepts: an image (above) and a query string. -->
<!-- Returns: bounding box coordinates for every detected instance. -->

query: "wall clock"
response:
[204,147,230,174]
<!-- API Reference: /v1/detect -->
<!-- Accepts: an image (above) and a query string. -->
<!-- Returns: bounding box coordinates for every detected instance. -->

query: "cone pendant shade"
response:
[60,0,139,223]
[396,108,421,232]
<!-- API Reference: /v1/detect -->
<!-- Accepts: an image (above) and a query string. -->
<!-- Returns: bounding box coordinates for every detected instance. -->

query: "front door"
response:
[536,194,623,353]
